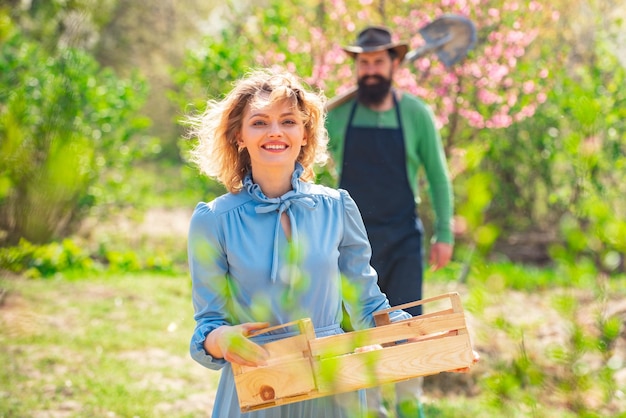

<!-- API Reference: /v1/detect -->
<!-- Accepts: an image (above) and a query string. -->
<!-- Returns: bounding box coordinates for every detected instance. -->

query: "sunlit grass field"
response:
[0,273,217,417]
[2,264,625,418]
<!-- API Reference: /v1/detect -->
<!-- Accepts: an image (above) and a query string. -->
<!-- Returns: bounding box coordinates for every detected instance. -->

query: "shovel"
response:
[326,14,477,110]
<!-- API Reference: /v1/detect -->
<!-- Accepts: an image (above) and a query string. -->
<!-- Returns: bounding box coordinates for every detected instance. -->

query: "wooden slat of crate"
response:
[232,320,318,411]
[309,312,467,358]
[234,356,317,410]
[236,333,313,369]
[315,333,473,393]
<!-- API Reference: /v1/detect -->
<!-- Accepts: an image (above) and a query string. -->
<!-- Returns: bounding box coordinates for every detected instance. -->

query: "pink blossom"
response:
[512,46,525,58]
[331,0,347,14]
[415,58,432,72]
[310,28,322,40]
[506,30,525,44]
[435,86,448,96]
[522,80,535,94]
[485,44,503,57]
[468,63,483,78]
[505,2,520,11]
[478,89,501,105]
[520,104,537,118]
[489,31,503,42]
[486,113,513,129]
[487,64,509,82]
[507,93,518,107]
[442,72,459,85]
[460,109,485,129]
[327,46,347,64]
[441,96,455,115]
[513,104,537,121]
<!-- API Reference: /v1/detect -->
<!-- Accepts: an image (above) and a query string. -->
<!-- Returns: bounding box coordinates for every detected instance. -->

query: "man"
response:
[326,26,454,418]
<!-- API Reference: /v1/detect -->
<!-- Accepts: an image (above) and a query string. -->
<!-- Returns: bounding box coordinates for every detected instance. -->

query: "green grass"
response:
[2,266,625,417]
[0,273,218,418]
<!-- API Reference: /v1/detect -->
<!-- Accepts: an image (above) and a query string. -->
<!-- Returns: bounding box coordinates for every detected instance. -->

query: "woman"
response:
[185,68,412,417]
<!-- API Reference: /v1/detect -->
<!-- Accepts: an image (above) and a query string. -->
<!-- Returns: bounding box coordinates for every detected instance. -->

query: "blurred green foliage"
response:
[450,258,626,418]
[442,10,625,274]
[0,237,180,278]
[0,238,95,277]
[0,11,155,245]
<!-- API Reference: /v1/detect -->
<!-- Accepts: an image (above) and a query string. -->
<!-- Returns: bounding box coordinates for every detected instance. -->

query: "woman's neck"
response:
[251,166,294,198]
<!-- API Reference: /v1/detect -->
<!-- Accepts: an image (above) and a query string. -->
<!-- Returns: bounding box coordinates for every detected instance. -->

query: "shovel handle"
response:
[325,86,358,111]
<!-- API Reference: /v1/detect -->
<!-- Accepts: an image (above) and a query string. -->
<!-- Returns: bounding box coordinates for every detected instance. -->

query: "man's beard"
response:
[357,75,392,106]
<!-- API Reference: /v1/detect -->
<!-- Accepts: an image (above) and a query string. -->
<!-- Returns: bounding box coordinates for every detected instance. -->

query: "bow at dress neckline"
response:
[243,163,318,283]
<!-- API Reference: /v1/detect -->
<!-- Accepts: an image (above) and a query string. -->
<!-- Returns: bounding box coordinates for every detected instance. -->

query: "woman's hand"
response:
[204,322,270,367]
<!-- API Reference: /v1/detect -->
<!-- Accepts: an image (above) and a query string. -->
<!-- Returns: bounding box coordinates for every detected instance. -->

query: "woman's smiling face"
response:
[239,98,307,172]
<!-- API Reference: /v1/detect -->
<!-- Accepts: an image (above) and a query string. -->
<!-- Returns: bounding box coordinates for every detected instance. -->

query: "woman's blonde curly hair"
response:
[186,68,329,193]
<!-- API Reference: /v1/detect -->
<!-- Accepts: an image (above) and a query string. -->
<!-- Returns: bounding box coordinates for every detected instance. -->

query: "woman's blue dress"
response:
[188,165,410,417]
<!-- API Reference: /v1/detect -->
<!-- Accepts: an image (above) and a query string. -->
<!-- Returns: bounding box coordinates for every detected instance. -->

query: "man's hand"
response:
[205,322,270,367]
[429,242,453,271]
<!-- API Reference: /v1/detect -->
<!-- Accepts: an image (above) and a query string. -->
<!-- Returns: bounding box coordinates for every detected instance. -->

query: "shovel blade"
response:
[419,14,477,67]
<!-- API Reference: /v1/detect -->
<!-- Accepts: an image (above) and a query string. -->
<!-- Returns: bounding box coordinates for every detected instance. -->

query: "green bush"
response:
[0,24,151,245]
[0,238,179,278]
[0,238,95,278]
[479,33,626,270]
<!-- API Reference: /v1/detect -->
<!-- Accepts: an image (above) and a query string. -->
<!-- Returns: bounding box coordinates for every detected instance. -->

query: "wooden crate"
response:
[232,292,474,412]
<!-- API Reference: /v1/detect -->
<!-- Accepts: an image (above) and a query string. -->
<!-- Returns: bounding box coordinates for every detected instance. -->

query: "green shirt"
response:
[326,93,453,244]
